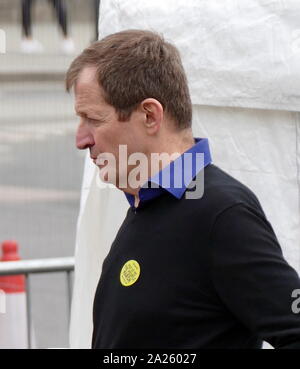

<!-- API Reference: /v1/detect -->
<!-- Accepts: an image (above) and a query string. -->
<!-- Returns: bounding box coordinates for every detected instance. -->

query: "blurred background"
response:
[0,0,98,348]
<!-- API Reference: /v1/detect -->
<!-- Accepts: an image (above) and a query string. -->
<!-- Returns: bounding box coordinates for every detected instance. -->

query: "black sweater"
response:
[92,164,300,349]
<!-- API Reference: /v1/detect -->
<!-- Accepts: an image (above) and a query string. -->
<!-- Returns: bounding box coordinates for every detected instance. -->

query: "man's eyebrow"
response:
[75,108,95,117]
[75,110,86,117]
[74,105,86,116]
[75,110,106,119]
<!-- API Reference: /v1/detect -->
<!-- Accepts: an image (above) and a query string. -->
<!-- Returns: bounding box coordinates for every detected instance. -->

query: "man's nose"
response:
[76,123,95,150]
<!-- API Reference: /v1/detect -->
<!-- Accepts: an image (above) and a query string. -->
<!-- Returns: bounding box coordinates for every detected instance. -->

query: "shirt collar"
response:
[124,137,212,207]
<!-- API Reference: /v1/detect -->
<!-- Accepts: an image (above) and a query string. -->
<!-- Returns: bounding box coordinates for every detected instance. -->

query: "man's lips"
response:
[91,153,116,166]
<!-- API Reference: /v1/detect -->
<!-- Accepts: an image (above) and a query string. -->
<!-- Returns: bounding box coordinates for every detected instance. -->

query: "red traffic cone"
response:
[0,241,28,348]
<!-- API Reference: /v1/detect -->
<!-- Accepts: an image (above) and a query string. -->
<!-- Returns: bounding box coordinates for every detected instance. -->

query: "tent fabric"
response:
[99,0,300,112]
[69,0,300,348]
[70,158,128,348]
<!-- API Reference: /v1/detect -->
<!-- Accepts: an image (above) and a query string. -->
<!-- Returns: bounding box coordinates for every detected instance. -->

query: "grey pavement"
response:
[0,19,93,347]
[0,80,86,348]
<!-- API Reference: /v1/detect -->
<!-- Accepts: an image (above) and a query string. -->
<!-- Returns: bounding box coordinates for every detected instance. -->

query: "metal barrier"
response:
[0,257,75,348]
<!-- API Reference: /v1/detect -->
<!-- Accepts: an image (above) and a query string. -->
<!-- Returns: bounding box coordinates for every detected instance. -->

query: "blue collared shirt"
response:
[124,137,212,209]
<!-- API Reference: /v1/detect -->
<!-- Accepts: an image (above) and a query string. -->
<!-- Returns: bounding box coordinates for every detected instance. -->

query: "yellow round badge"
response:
[120,260,140,287]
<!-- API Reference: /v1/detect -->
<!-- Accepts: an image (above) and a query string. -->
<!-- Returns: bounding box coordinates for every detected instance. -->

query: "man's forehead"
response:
[75,69,103,101]
[77,65,98,84]
[74,66,100,95]
[74,69,109,116]
[75,88,97,112]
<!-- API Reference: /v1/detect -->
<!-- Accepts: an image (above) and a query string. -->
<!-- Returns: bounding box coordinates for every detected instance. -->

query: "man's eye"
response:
[87,117,101,124]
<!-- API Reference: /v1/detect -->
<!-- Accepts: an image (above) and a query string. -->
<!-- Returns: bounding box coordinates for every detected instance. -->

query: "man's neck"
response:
[122,131,196,207]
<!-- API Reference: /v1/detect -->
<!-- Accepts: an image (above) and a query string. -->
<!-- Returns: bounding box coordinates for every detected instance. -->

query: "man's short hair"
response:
[66,29,192,130]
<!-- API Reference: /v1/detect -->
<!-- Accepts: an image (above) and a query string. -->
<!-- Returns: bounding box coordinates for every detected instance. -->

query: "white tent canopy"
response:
[69,0,300,348]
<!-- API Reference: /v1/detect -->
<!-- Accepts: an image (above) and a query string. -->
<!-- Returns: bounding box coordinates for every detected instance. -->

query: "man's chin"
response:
[97,167,136,191]
[98,171,115,185]
[97,167,124,188]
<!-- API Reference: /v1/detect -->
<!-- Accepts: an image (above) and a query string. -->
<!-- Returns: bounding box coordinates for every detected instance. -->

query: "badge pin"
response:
[120,260,140,287]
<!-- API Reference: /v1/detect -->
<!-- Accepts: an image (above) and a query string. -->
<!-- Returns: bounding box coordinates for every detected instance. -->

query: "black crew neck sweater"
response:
[92,164,300,349]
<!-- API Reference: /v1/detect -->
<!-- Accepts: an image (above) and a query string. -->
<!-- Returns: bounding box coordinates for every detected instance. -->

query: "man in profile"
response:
[66,29,300,349]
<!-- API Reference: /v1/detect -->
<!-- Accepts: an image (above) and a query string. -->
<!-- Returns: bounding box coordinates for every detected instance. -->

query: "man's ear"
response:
[140,98,164,134]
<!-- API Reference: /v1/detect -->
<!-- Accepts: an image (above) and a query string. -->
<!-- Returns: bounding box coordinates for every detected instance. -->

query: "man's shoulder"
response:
[190,164,264,215]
